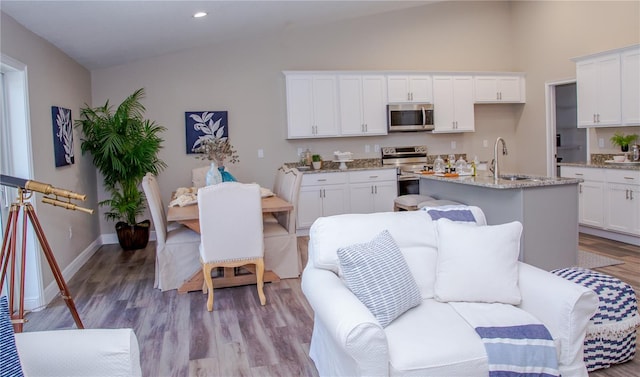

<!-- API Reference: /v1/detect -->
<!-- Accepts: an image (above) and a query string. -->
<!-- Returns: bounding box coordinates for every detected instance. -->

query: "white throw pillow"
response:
[337,230,422,327]
[434,220,522,304]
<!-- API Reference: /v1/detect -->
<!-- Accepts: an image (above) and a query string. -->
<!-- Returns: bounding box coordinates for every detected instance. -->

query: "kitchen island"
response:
[419,173,582,271]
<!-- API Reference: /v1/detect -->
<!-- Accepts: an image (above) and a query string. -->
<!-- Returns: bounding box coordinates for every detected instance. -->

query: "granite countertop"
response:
[557,161,640,171]
[285,159,396,173]
[418,172,581,189]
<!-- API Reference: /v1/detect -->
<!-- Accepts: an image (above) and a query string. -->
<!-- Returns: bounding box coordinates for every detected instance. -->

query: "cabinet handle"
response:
[496,92,500,100]
[631,190,634,200]
[375,185,378,194]
[369,175,378,178]
[624,177,635,180]
[579,185,582,194]
[593,114,596,123]
[365,124,368,132]
[596,113,600,123]
[574,173,584,176]
[626,189,630,200]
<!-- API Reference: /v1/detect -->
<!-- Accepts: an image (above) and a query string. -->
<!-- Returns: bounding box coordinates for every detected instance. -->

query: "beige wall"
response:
[1,13,96,288]
[511,1,639,172]
[91,0,521,233]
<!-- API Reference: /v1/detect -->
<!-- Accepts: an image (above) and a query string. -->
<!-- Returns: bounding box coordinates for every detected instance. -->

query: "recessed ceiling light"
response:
[193,12,207,18]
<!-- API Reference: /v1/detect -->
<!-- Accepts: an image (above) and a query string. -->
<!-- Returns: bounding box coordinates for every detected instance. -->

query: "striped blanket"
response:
[451,302,560,377]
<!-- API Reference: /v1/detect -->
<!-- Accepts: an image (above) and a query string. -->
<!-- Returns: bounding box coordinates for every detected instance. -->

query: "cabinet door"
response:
[605,183,637,234]
[297,186,324,229]
[596,55,622,126]
[576,60,598,127]
[452,76,475,131]
[286,75,315,138]
[313,76,339,136]
[433,76,456,132]
[474,76,500,102]
[322,185,349,217]
[372,181,397,212]
[387,76,411,102]
[433,76,474,133]
[349,183,374,214]
[409,76,433,103]
[497,76,523,102]
[622,48,640,125]
[579,180,604,228]
[361,76,388,135]
[339,75,365,136]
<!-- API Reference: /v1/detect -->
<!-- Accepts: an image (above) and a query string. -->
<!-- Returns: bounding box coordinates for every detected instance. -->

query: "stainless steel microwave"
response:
[387,103,434,132]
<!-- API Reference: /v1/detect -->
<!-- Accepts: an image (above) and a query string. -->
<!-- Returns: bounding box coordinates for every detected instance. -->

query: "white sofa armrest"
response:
[302,263,389,376]
[517,262,598,376]
[15,328,141,377]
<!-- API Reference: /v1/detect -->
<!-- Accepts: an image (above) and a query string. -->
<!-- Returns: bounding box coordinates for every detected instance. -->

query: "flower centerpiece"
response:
[193,137,239,182]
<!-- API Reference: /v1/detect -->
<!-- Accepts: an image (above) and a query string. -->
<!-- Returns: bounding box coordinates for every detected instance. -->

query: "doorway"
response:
[545,79,588,177]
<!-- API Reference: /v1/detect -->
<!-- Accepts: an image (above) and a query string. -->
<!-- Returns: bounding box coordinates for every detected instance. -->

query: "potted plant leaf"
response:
[312,154,322,170]
[75,88,167,250]
[610,132,639,152]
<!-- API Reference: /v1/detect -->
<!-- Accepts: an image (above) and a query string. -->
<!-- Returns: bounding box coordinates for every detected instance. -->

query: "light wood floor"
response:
[23,234,639,377]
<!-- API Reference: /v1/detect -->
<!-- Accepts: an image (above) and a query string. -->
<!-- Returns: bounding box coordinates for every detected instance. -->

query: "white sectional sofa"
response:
[301,209,600,376]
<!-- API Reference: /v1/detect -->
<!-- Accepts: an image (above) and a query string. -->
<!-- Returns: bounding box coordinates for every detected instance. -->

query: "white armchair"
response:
[15,328,142,377]
[142,173,200,291]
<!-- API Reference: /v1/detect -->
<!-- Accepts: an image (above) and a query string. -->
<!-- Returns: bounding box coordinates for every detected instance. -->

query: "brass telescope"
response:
[0,174,93,214]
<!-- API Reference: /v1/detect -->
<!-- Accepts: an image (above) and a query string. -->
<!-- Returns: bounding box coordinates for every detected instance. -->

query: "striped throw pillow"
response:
[337,230,422,327]
[1,296,23,377]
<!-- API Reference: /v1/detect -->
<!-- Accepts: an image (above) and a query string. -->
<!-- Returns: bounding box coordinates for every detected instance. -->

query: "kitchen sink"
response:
[499,174,530,181]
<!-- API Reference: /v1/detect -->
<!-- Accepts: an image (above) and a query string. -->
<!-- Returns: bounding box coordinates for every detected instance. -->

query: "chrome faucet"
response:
[493,137,508,180]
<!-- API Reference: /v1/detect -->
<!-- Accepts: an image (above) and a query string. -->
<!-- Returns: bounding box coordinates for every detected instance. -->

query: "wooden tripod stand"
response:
[0,189,84,332]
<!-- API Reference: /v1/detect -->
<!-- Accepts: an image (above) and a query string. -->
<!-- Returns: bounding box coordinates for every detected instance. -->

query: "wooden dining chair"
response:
[198,182,266,311]
[263,166,302,278]
[142,173,201,291]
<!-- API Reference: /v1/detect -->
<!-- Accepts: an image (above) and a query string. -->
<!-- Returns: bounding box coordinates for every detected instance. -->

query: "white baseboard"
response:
[579,226,640,247]
[41,238,102,307]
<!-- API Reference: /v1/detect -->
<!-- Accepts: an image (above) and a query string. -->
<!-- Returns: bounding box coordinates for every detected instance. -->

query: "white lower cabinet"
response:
[348,169,397,214]
[297,169,397,231]
[297,173,349,229]
[604,169,640,235]
[561,166,640,236]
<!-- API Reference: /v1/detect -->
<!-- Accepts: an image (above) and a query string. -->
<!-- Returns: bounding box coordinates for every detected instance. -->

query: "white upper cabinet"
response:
[474,75,525,103]
[432,75,475,133]
[286,74,339,138]
[622,47,640,125]
[339,75,388,136]
[576,54,621,127]
[387,75,432,103]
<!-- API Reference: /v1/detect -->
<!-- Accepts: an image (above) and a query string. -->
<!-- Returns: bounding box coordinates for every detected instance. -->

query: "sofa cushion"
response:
[0,296,24,377]
[385,299,488,376]
[337,230,422,328]
[434,220,522,304]
[310,211,439,299]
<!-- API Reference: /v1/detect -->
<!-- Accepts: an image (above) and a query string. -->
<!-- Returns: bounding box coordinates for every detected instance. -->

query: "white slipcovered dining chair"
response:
[262,166,302,278]
[192,166,209,189]
[142,173,201,291]
[198,182,266,311]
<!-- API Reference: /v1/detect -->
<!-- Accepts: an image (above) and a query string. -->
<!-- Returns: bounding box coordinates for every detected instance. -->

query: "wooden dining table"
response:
[167,193,294,293]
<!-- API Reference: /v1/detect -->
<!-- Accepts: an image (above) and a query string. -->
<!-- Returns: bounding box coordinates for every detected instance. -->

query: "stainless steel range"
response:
[381,146,429,195]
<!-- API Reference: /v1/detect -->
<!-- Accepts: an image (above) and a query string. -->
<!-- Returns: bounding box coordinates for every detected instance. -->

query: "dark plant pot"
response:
[621,145,629,152]
[115,220,150,250]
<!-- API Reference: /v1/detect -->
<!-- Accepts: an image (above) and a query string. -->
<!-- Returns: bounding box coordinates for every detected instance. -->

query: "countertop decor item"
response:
[610,132,638,152]
[75,88,166,250]
[193,138,239,182]
[312,154,322,170]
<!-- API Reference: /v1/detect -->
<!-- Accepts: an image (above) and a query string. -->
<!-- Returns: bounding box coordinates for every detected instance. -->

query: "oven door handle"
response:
[422,107,426,126]
[398,175,419,181]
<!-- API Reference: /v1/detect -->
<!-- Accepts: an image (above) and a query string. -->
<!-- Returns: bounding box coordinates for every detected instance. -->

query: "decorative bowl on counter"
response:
[613,155,626,162]
[334,151,353,161]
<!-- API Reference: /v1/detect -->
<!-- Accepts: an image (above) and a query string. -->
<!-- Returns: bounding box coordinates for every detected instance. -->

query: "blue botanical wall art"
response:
[51,106,74,167]
[185,111,228,154]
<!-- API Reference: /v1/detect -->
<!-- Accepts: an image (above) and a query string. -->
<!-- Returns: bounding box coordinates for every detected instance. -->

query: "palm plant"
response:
[75,88,166,247]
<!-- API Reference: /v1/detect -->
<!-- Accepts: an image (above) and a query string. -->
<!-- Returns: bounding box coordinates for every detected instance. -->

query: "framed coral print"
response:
[185,111,228,154]
[52,106,74,167]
